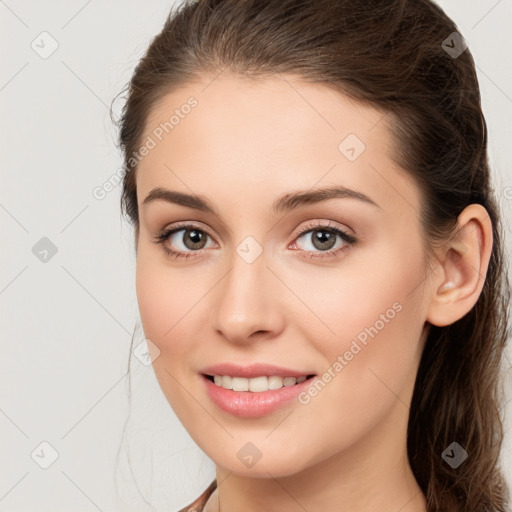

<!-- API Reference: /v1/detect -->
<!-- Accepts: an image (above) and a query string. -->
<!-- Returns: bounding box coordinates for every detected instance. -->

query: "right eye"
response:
[153,223,217,259]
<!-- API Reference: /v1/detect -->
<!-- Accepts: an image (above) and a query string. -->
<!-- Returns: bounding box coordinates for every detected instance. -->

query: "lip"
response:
[200,363,317,419]
[202,373,317,418]
[200,362,315,379]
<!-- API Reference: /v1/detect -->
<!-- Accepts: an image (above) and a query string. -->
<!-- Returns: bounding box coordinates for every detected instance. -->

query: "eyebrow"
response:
[141,185,380,215]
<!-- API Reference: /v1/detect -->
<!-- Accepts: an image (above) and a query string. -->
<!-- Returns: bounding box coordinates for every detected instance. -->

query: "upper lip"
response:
[200,363,316,379]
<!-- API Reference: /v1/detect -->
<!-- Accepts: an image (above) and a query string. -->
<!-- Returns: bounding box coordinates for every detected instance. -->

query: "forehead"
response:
[142,73,390,155]
[135,73,419,217]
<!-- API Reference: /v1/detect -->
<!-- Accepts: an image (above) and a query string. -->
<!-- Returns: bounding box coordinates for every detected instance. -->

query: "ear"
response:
[426,204,493,327]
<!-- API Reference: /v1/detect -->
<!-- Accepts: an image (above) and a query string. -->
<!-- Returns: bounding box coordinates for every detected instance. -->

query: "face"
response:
[134,73,432,477]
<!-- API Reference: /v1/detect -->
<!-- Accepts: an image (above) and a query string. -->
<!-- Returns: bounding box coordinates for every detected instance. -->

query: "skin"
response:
[133,73,493,512]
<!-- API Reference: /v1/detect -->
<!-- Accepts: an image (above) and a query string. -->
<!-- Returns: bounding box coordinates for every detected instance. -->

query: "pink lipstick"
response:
[200,363,316,418]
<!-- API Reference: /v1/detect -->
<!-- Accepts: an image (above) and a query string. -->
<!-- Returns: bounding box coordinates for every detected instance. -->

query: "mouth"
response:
[201,372,318,418]
[202,373,316,392]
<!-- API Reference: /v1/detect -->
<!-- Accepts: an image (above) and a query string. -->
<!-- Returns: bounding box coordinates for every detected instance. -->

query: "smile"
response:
[201,374,317,418]
[206,374,313,392]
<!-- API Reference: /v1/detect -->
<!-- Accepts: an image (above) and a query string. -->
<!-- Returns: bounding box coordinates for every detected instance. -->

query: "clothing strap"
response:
[178,479,218,512]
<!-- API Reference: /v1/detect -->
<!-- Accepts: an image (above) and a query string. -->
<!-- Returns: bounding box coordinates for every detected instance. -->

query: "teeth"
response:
[268,376,285,390]
[283,377,297,386]
[232,377,249,391]
[248,376,267,392]
[212,375,309,392]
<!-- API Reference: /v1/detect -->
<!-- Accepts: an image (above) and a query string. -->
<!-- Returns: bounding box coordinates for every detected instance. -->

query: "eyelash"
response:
[152,220,358,261]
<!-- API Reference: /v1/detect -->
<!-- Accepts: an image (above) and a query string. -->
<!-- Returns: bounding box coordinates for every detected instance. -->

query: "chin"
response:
[202,441,317,479]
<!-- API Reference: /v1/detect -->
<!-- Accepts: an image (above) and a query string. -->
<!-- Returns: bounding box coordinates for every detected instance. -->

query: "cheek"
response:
[135,252,195,355]
[290,245,424,343]
[135,248,226,377]
[295,240,427,400]
[283,260,426,467]
[135,253,207,415]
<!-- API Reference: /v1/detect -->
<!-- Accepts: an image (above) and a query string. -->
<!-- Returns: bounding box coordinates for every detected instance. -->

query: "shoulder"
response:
[178,479,217,512]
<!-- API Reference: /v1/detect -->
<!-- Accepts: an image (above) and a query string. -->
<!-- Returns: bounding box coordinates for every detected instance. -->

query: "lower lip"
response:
[201,374,316,418]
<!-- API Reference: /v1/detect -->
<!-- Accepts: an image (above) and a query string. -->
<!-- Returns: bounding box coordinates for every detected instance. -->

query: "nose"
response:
[210,244,286,344]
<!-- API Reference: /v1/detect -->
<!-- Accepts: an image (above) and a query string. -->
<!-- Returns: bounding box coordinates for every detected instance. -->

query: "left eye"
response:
[293,227,355,253]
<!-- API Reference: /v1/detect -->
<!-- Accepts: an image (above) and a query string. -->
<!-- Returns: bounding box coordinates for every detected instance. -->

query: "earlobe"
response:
[426,204,493,327]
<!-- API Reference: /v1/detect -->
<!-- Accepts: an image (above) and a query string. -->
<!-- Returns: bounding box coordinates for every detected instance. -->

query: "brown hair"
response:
[112,0,511,509]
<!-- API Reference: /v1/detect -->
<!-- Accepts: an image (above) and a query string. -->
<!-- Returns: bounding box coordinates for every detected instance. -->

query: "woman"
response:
[113,0,511,510]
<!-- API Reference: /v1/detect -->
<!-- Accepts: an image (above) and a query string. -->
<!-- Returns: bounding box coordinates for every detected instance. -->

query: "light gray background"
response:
[1,1,511,510]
